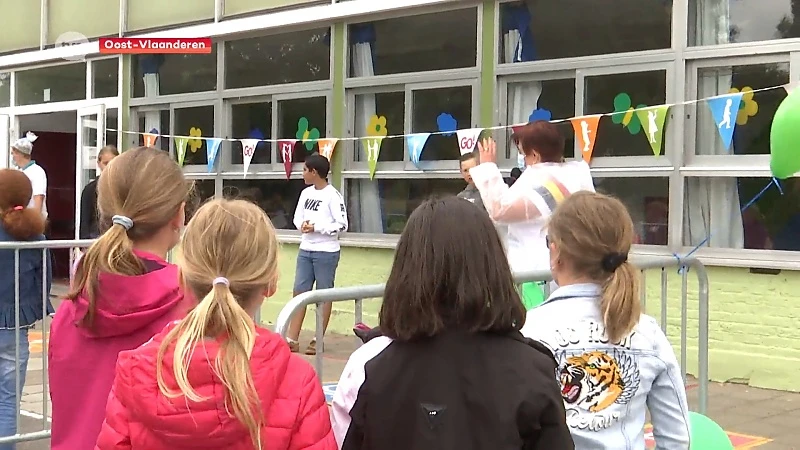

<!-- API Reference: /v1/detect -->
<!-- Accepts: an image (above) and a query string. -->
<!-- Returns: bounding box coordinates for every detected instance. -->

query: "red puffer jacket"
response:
[95,323,336,450]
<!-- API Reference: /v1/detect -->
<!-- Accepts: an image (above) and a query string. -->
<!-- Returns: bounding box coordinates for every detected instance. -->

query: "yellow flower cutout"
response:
[188,127,203,153]
[366,115,388,138]
[729,87,758,126]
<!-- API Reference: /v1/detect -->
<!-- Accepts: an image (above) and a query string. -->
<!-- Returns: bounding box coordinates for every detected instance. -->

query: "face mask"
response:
[517,152,526,169]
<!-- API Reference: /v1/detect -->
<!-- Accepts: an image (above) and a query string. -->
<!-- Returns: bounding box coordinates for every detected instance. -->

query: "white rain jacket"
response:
[469,161,595,273]
[521,283,691,450]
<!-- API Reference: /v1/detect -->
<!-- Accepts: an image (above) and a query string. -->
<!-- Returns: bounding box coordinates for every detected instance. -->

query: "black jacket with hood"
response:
[331,328,574,450]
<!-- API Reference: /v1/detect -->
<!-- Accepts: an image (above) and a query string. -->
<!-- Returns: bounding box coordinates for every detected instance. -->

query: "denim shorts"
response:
[293,249,341,293]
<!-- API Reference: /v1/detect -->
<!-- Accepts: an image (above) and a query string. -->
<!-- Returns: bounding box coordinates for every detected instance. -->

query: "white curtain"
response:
[350,37,383,233]
[683,0,743,249]
[143,73,161,140]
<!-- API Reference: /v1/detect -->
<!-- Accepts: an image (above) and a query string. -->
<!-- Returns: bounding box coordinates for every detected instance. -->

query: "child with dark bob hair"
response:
[331,196,574,450]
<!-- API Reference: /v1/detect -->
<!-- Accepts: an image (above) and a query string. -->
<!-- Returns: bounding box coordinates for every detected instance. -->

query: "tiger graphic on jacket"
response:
[558,350,640,413]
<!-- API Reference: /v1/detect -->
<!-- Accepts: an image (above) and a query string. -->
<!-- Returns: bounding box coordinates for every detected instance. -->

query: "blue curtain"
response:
[139,55,164,75]
[501,3,537,63]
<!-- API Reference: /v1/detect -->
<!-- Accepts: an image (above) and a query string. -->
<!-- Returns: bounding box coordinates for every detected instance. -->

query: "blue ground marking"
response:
[323,382,337,403]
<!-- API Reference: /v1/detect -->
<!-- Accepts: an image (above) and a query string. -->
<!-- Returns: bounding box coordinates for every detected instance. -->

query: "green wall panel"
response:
[127,0,214,32]
[224,0,318,17]
[0,0,41,52]
[48,0,120,44]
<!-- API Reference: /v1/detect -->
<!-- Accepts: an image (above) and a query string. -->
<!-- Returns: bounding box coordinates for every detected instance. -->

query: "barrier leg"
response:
[315,303,324,380]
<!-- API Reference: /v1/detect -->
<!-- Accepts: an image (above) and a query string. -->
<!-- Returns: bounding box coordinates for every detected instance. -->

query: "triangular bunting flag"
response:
[205,138,222,173]
[240,139,260,178]
[318,138,338,161]
[406,133,431,167]
[363,137,383,179]
[635,106,670,156]
[279,139,297,180]
[456,128,483,155]
[144,130,158,148]
[511,124,526,135]
[570,115,602,163]
[706,92,743,150]
[175,137,189,167]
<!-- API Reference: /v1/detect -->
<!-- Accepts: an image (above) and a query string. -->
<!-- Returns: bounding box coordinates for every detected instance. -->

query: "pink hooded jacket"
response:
[49,250,190,450]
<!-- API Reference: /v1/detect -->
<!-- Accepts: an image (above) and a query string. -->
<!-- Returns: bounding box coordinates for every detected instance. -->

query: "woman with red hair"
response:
[470,121,595,301]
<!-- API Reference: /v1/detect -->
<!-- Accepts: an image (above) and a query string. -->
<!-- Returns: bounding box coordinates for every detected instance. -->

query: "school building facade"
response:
[0,0,799,391]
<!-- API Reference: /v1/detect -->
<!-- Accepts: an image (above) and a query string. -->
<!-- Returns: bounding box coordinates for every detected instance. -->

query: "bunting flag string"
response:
[109,82,793,170]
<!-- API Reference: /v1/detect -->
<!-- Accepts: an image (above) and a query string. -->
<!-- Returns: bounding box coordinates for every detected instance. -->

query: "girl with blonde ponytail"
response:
[49,147,193,450]
[96,199,336,450]
[521,191,690,450]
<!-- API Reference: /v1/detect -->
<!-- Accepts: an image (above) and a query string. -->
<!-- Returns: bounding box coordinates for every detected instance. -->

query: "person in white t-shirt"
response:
[469,121,595,304]
[286,153,348,355]
[10,132,48,220]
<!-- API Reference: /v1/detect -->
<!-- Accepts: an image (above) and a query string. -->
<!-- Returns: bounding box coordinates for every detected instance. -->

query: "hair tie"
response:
[212,277,230,287]
[111,215,134,231]
[12,206,23,211]
[601,252,628,272]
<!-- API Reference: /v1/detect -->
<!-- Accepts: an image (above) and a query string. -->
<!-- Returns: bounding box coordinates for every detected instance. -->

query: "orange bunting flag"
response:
[318,138,338,161]
[570,115,602,163]
[143,133,157,147]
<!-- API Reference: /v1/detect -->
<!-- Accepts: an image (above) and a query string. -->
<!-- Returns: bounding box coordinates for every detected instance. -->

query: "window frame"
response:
[683,53,790,169]
[221,89,332,177]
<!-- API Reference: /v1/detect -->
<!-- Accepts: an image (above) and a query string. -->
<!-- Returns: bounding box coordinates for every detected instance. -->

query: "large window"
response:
[502,77,575,159]
[684,177,792,251]
[222,179,307,230]
[132,52,218,97]
[688,0,800,46]
[16,63,87,105]
[595,176,670,246]
[231,102,272,165]
[174,106,214,167]
[498,1,670,62]
[91,58,119,99]
[224,28,330,89]
[346,178,466,234]
[349,9,478,77]
[0,73,9,108]
[693,62,788,157]
[585,70,668,158]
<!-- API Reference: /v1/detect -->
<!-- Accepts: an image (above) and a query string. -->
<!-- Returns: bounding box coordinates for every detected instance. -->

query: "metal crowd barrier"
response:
[0,239,94,445]
[275,255,710,414]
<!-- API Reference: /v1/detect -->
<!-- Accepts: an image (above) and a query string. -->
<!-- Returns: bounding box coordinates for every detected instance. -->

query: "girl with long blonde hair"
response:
[49,146,192,450]
[522,192,690,449]
[96,199,336,450]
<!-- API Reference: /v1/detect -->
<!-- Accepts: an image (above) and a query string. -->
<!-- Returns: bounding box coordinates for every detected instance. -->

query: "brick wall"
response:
[264,244,800,392]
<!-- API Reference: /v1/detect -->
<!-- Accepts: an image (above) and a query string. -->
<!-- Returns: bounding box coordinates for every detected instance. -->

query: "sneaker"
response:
[305,338,317,356]
[286,339,299,353]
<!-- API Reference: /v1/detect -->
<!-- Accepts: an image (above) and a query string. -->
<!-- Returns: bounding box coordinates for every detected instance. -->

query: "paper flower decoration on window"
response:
[611,93,647,135]
[528,108,552,122]
[188,127,203,153]
[366,115,388,137]
[437,113,457,136]
[296,117,320,152]
[729,86,758,125]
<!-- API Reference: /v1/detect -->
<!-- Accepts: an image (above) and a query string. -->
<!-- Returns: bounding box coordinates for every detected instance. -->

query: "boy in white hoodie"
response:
[286,153,348,355]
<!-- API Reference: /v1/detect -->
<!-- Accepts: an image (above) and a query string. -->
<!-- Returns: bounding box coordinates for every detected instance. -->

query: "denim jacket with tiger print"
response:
[521,283,691,450]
